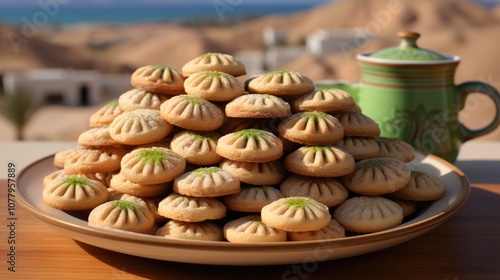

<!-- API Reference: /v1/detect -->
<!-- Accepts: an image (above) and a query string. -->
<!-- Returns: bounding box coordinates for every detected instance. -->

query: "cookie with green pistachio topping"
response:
[170,131,223,165]
[225,93,291,118]
[261,197,331,232]
[247,70,315,96]
[43,175,109,211]
[88,199,156,234]
[109,109,173,145]
[216,128,283,163]
[118,88,170,111]
[173,166,240,197]
[131,65,185,95]
[284,145,355,177]
[182,52,246,77]
[160,95,224,131]
[292,88,356,113]
[120,147,186,185]
[278,111,345,145]
[184,70,244,101]
[89,99,123,127]
[223,215,287,243]
[341,157,411,196]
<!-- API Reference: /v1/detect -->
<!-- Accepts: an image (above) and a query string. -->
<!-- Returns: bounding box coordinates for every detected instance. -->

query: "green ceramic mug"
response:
[318,31,500,162]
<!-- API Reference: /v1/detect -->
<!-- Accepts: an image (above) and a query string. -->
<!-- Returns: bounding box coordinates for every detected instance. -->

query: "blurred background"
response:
[0,0,499,141]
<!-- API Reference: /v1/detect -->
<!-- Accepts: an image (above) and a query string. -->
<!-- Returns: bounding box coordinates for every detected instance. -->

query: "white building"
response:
[1,68,131,106]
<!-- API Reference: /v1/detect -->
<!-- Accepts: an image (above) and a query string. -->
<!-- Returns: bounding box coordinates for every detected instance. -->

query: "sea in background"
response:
[0,0,498,26]
[0,2,329,26]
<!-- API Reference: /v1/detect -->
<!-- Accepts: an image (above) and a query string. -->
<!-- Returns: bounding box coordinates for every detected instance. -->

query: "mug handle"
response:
[456,81,500,141]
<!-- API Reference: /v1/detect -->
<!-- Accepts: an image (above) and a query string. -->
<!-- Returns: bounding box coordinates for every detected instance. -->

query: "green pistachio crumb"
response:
[139,149,166,164]
[193,167,221,176]
[283,197,312,209]
[235,129,267,143]
[111,200,139,211]
[182,95,206,106]
[63,176,90,186]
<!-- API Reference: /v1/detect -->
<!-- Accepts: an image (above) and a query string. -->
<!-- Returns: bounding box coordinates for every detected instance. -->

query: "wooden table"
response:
[1,141,500,279]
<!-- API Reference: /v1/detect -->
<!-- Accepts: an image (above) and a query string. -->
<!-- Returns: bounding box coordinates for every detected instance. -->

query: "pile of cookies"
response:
[42,52,446,242]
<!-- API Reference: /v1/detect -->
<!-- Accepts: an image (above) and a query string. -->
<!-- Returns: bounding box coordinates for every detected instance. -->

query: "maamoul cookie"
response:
[247,70,315,96]
[261,197,331,232]
[43,169,109,188]
[219,159,285,185]
[216,129,283,162]
[118,88,169,111]
[43,169,66,187]
[280,175,349,207]
[89,100,123,127]
[224,185,284,213]
[333,196,404,233]
[109,173,171,197]
[292,88,356,113]
[43,175,108,211]
[376,137,416,163]
[388,197,418,217]
[184,70,244,101]
[160,95,224,131]
[64,147,126,174]
[335,136,380,160]
[157,193,226,222]
[225,94,291,118]
[109,109,173,145]
[182,52,246,77]
[224,215,287,243]
[130,65,185,94]
[173,166,240,197]
[278,111,344,145]
[77,126,119,147]
[391,171,445,201]
[54,148,79,168]
[88,199,156,234]
[342,158,411,196]
[288,219,345,241]
[284,145,355,177]
[332,110,381,137]
[107,192,167,223]
[120,147,185,184]
[219,118,274,136]
[170,131,223,165]
[156,220,224,241]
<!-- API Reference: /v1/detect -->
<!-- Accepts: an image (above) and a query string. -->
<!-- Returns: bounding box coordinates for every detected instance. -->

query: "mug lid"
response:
[368,31,452,61]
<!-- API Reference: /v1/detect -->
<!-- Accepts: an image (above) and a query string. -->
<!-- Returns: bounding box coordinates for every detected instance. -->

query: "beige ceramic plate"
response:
[17,152,470,265]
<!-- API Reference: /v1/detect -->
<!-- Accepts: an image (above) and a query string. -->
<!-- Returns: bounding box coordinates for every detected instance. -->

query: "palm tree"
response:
[0,88,40,140]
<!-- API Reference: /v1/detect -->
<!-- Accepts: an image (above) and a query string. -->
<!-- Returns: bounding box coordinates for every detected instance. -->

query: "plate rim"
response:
[16,152,471,253]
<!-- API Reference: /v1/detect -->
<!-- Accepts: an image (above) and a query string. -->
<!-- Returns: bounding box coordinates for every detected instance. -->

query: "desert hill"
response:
[1,0,499,82]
